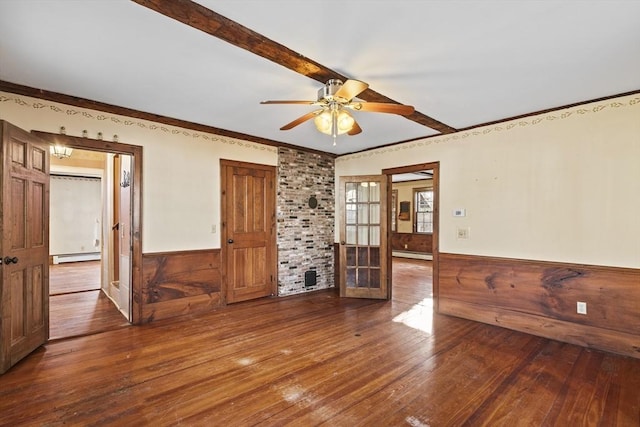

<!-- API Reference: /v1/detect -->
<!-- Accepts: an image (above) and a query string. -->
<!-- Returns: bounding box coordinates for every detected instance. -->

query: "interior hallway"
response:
[49,261,129,340]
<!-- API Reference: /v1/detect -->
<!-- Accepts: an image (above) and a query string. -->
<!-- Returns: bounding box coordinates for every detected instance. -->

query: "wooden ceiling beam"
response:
[131,0,457,134]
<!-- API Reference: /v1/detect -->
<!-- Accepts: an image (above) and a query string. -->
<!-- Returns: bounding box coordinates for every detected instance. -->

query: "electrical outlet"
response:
[577,301,587,315]
[457,227,469,239]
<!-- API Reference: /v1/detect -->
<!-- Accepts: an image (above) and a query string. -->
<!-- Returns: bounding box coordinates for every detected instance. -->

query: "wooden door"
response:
[339,175,388,299]
[118,155,132,319]
[112,154,121,280]
[0,121,50,374]
[221,160,276,304]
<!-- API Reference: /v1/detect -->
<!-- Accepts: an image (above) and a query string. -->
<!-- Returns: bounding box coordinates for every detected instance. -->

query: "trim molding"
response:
[339,90,640,160]
[0,81,334,157]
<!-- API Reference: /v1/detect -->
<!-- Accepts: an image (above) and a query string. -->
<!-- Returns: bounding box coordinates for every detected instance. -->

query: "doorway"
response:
[33,131,143,325]
[48,148,132,339]
[0,124,142,373]
[383,162,439,308]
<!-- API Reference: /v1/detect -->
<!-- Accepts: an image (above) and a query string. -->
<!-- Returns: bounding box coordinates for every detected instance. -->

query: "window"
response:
[414,188,433,233]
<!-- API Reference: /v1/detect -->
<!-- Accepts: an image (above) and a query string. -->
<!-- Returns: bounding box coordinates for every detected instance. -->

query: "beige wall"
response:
[336,93,640,269]
[393,179,432,233]
[0,91,278,253]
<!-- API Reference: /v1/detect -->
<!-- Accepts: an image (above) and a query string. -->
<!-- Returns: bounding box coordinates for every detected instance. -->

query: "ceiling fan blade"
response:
[280,109,323,130]
[335,79,369,101]
[349,102,415,115]
[261,100,316,105]
[348,120,362,136]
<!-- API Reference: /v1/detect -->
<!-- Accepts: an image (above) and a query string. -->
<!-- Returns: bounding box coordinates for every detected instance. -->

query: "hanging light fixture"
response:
[50,144,73,159]
[313,103,355,145]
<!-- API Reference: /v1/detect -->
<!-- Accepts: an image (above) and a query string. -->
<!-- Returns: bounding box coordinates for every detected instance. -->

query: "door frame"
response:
[220,159,277,305]
[32,131,144,324]
[382,162,440,311]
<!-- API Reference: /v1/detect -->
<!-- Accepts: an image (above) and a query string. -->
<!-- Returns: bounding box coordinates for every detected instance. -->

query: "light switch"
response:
[453,208,466,217]
[457,227,469,239]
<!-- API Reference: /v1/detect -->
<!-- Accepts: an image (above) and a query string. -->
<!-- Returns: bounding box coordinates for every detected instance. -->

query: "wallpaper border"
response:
[0,92,277,153]
[336,95,640,162]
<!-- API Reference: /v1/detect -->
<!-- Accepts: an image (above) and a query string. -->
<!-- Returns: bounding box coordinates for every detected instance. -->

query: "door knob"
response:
[3,256,18,265]
[228,239,234,244]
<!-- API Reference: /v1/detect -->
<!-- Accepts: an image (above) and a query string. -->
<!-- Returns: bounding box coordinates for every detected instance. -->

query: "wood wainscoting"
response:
[391,232,432,253]
[141,249,221,322]
[438,253,640,359]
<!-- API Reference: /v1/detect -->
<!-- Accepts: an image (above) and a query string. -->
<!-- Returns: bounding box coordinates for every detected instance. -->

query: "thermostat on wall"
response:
[453,208,466,217]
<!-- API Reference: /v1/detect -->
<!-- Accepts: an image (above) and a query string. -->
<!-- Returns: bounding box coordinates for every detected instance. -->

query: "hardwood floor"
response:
[49,290,131,340]
[49,261,129,340]
[1,258,638,425]
[50,260,101,294]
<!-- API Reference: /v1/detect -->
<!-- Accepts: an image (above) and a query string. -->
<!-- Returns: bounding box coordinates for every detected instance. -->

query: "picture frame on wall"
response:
[399,201,410,220]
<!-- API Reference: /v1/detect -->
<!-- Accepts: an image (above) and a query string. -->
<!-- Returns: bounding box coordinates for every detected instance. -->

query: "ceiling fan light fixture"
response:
[313,109,354,136]
[261,78,410,145]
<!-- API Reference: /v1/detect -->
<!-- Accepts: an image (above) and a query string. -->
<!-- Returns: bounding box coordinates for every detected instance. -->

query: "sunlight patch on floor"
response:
[236,357,254,366]
[393,298,434,334]
[406,415,431,427]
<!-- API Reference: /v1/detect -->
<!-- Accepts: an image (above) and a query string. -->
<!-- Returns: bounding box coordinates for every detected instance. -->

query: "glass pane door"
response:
[339,175,388,299]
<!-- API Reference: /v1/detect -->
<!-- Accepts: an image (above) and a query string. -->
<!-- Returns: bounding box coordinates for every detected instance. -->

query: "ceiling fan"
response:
[261,79,415,145]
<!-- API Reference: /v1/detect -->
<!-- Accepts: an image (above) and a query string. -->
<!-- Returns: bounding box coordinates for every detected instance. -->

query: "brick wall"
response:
[277,147,335,295]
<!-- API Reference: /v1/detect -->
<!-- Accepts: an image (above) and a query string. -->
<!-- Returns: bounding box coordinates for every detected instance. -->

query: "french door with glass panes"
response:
[338,175,388,299]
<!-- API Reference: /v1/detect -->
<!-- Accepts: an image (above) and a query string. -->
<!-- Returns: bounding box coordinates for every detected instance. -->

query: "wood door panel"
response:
[31,265,45,330]
[11,139,25,166]
[31,145,46,172]
[1,121,50,374]
[31,182,45,247]
[10,270,26,344]
[222,160,276,304]
[11,178,27,249]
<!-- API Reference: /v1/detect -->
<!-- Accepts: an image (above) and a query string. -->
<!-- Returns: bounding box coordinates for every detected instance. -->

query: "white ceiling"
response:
[1,0,639,155]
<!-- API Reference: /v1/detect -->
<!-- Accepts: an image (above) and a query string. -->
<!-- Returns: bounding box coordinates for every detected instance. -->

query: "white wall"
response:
[0,91,278,253]
[50,175,102,255]
[336,94,640,269]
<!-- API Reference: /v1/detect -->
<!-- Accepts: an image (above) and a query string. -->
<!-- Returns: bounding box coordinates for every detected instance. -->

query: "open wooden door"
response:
[221,160,276,304]
[0,121,49,374]
[118,154,132,320]
[339,175,388,299]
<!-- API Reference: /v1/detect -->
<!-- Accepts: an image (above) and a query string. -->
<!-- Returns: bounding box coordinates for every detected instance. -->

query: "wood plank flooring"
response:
[50,260,101,294]
[1,258,638,426]
[49,290,130,340]
[49,261,129,340]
